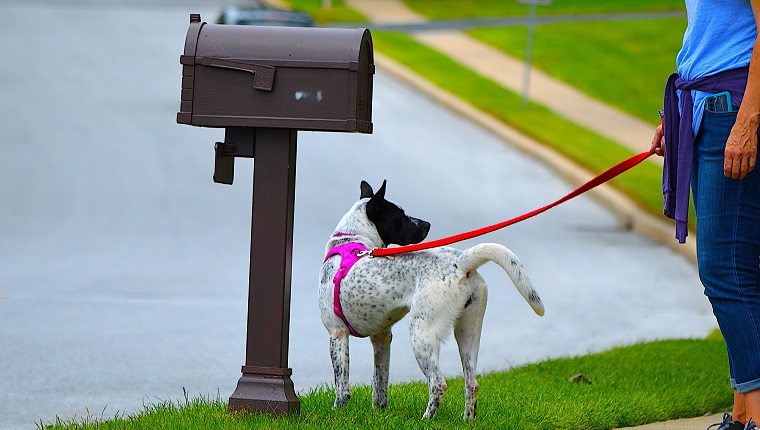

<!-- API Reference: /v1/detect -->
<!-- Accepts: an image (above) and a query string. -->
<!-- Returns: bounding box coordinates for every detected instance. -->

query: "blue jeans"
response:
[692,109,760,394]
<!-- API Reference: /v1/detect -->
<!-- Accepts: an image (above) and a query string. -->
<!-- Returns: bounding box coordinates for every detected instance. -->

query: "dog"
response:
[319,180,544,420]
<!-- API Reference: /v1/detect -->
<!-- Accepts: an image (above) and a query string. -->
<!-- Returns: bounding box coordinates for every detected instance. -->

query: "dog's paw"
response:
[463,402,477,421]
[372,398,388,410]
[333,393,351,409]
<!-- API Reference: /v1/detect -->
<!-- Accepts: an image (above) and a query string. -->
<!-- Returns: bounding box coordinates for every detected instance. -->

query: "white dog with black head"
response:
[319,180,544,420]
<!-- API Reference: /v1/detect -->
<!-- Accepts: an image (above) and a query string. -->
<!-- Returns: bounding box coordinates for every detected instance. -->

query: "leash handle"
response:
[372,150,655,257]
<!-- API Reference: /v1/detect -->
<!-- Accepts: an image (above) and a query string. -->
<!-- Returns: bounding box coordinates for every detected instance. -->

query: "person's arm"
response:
[724,0,760,179]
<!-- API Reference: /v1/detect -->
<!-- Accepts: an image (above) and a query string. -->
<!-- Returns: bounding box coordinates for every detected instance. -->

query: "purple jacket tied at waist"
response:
[662,66,749,243]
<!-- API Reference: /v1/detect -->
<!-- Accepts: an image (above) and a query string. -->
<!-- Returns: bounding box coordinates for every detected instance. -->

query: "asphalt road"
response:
[0,2,714,428]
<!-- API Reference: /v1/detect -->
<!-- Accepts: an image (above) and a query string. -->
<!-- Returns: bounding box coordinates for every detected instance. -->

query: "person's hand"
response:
[724,114,759,179]
[651,123,665,156]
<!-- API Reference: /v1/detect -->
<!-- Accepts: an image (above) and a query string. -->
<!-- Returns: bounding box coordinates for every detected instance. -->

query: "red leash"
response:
[371,150,655,257]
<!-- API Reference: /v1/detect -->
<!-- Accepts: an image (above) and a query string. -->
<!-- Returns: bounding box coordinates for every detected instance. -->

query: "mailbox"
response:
[178,15,374,133]
[176,14,375,417]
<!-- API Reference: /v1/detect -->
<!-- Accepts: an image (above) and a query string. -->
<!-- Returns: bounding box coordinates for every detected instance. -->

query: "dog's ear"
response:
[374,180,387,201]
[360,181,374,199]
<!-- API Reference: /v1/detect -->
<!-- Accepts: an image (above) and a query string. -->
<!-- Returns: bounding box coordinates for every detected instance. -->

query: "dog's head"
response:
[361,180,431,246]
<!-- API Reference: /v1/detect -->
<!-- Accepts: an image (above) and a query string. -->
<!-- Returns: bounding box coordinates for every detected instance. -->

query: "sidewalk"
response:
[617,413,725,430]
[347,1,712,429]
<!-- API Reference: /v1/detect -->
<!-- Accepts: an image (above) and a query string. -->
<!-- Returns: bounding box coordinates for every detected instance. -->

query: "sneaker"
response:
[746,419,757,430]
[708,413,745,430]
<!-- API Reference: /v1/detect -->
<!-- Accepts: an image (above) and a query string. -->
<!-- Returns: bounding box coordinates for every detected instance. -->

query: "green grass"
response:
[287,0,367,24]
[41,336,731,429]
[401,0,685,20]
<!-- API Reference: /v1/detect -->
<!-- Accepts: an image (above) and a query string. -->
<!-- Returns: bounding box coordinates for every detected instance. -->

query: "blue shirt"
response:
[677,0,756,134]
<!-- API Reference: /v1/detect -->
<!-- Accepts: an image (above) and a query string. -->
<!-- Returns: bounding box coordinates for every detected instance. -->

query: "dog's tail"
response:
[459,243,544,316]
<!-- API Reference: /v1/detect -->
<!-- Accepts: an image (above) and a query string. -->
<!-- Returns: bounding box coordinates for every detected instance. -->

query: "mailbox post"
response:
[177,14,374,415]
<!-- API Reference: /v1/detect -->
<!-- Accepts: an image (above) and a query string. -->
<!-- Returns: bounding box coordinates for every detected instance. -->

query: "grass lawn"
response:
[42,334,731,429]
[287,0,367,24]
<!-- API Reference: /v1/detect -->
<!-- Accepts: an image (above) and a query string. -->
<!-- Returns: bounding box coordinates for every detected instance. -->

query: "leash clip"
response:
[356,248,374,258]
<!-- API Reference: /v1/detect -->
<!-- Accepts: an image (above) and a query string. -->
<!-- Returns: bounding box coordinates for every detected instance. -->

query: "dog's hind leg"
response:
[370,330,392,409]
[409,318,448,419]
[330,330,351,409]
[454,275,488,420]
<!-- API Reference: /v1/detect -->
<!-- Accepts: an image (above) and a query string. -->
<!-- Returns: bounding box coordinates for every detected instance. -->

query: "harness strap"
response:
[372,150,654,257]
[324,242,369,337]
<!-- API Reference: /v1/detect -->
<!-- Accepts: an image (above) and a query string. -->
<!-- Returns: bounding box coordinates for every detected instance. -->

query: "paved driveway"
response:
[0,2,714,428]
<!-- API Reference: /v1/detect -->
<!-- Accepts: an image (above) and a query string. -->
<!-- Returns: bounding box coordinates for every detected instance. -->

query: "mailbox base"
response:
[229,367,300,415]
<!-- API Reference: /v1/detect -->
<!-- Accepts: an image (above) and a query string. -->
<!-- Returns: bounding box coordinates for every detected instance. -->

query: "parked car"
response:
[217,2,315,27]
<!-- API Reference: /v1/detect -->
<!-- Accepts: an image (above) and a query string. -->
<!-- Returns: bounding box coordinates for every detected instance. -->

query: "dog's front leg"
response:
[370,330,392,409]
[330,330,351,409]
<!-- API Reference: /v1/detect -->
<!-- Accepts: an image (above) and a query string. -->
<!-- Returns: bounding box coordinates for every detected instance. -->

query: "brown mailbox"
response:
[178,16,374,133]
[177,14,375,418]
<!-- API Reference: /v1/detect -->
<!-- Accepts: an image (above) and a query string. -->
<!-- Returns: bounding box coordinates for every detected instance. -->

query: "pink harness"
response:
[324,240,369,338]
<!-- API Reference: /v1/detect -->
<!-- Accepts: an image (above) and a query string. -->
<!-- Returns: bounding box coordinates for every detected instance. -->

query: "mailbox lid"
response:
[178,18,374,133]
[195,24,372,67]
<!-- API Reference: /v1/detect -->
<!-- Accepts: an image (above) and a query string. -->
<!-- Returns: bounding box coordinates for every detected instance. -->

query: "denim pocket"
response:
[703,109,738,133]
[698,109,737,146]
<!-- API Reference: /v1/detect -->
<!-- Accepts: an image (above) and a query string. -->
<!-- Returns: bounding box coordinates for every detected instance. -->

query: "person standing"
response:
[651,1,760,429]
